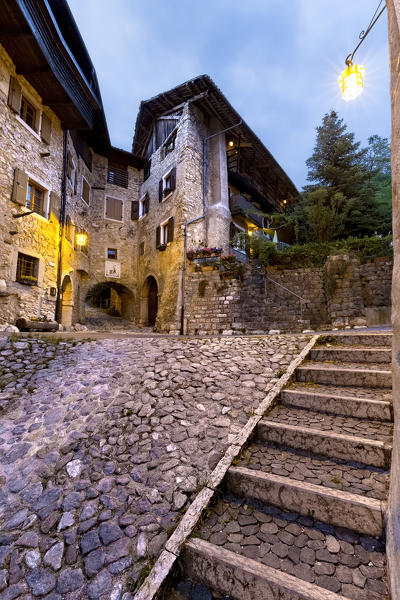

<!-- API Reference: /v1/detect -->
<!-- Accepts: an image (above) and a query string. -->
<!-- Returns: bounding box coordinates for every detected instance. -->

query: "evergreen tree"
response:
[305,110,368,199]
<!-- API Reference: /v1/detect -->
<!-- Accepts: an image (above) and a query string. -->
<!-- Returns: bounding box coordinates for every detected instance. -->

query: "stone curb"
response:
[133,335,319,600]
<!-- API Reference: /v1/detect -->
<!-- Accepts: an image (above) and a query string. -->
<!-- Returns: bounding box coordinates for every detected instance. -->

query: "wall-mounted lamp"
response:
[228,140,234,148]
[338,1,386,101]
[75,232,88,247]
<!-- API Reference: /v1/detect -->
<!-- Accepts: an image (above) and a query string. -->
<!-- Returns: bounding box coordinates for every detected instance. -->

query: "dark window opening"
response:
[107,163,128,188]
[16,253,39,284]
[108,248,118,260]
[165,136,175,155]
[20,96,37,131]
[82,178,90,204]
[143,160,151,182]
[139,242,145,256]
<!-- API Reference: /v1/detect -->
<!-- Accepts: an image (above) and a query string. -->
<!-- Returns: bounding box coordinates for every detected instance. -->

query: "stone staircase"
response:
[168,333,393,600]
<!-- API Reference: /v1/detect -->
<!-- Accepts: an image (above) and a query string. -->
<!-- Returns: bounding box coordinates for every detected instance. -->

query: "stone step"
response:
[296,363,392,388]
[281,388,392,421]
[257,420,391,468]
[309,347,391,364]
[237,443,389,501]
[186,496,387,599]
[319,333,392,347]
[226,466,383,536]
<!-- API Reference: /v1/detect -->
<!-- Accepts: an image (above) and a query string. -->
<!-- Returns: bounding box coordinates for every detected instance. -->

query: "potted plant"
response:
[18,275,38,286]
[187,250,197,261]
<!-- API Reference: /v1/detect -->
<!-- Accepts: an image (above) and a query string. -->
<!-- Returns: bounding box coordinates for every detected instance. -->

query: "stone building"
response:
[0,0,296,334]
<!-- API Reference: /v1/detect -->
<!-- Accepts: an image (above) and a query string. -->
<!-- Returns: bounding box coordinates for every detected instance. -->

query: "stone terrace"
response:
[0,333,308,599]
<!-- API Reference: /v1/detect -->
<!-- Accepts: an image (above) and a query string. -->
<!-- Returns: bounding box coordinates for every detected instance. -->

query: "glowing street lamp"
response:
[338,62,365,101]
[75,232,88,247]
[338,1,386,101]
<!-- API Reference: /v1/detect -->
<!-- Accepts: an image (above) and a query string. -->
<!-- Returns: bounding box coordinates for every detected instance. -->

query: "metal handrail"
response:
[264,274,307,318]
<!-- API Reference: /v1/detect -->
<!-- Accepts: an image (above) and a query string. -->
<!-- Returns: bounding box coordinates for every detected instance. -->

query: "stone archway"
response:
[141,276,159,326]
[85,282,135,321]
[61,275,73,328]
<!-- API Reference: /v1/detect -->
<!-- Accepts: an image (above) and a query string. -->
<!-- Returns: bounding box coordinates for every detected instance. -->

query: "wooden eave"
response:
[0,0,102,129]
[132,75,298,200]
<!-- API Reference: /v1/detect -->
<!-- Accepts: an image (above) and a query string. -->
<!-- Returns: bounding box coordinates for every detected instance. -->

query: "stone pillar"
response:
[386,2,400,597]
[206,121,231,251]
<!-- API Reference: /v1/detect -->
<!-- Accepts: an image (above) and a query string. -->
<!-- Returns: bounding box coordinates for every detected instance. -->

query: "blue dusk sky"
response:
[67,0,390,191]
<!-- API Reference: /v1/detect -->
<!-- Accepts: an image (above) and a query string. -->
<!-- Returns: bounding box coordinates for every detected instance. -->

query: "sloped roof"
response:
[132,74,298,198]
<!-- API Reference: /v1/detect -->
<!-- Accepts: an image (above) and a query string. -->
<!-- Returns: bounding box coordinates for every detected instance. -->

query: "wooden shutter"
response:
[106,197,123,221]
[11,168,28,206]
[8,76,22,113]
[67,153,73,179]
[167,216,174,243]
[159,179,163,202]
[49,191,60,216]
[156,225,161,249]
[230,221,236,240]
[144,193,150,214]
[131,200,139,220]
[40,113,52,144]
[170,166,176,191]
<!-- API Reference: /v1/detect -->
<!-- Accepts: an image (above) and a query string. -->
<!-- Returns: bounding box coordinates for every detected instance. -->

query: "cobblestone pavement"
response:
[0,334,307,599]
[237,444,389,500]
[265,405,393,442]
[194,495,387,600]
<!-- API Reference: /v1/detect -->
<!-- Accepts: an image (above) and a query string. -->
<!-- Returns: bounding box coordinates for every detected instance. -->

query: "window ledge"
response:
[15,115,42,142]
[27,212,50,223]
[104,218,124,223]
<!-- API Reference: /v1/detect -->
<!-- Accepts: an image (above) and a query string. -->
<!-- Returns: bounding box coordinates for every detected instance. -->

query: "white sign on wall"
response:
[105,261,121,278]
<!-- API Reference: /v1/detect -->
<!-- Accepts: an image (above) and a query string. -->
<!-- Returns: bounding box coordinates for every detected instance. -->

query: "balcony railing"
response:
[229,194,264,228]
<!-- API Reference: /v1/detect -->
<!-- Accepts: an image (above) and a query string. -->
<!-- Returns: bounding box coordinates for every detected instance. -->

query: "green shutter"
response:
[167,217,174,243]
[170,166,176,191]
[156,225,161,249]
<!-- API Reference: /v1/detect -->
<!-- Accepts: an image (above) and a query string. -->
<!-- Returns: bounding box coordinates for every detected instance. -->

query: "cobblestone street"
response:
[0,334,307,599]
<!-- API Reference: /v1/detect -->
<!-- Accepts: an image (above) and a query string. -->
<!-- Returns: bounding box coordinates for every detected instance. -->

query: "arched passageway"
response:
[61,275,73,328]
[86,282,134,321]
[141,276,158,326]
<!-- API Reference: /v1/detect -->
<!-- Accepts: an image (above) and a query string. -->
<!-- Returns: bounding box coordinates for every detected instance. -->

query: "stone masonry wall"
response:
[184,258,392,334]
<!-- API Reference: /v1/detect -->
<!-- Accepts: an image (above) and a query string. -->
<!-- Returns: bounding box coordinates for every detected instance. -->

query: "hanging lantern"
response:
[75,232,88,247]
[338,63,364,101]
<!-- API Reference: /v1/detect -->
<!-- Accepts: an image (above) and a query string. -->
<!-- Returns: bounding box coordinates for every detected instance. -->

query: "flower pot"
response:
[202,265,213,272]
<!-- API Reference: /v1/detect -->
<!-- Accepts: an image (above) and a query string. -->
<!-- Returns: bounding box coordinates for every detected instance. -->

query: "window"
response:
[16,253,39,285]
[156,217,174,250]
[108,248,118,260]
[159,166,176,202]
[164,135,176,156]
[139,242,145,256]
[143,160,151,182]
[105,197,123,221]
[67,154,76,191]
[81,177,90,205]
[107,163,128,188]
[139,193,149,218]
[20,96,37,131]
[26,181,46,217]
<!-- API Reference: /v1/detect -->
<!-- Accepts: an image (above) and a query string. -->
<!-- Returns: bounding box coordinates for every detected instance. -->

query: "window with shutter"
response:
[20,96,37,131]
[105,197,123,221]
[50,191,60,217]
[156,225,161,249]
[159,179,163,203]
[131,200,139,220]
[11,168,28,206]
[81,178,90,204]
[7,77,22,113]
[40,114,52,144]
[107,162,128,188]
[161,166,176,200]
[167,216,174,242]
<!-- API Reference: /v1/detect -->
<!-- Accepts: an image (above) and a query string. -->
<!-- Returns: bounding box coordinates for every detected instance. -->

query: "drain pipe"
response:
[55,130,68,324]
[180,120,242,334]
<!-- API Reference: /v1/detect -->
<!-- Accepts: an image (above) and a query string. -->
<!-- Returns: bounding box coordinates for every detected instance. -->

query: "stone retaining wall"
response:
[184,258,392,334]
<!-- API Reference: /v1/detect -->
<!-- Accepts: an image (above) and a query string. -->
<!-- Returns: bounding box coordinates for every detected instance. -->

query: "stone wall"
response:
[386,2,400,598]
[184,258,392,335]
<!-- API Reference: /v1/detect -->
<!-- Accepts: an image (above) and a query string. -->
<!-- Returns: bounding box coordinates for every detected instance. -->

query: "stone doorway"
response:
[85,282,135,323]
[61,275,73,328]
[141,276,158,326]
